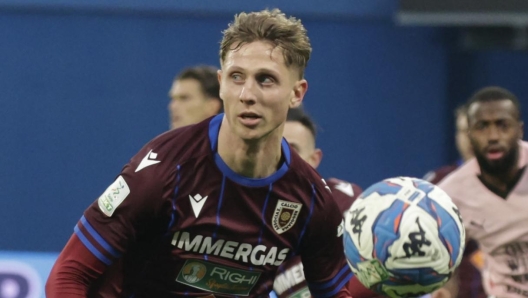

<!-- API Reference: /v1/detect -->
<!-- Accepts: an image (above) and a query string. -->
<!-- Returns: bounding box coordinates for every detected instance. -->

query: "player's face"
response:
[455,113,473,161]
[468,100,523,175]
[168,79,220,130]
[218,41,307,141]
[283,121,322,168]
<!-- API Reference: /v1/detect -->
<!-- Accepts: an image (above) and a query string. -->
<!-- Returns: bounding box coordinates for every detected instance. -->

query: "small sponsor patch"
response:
[97,176,130,217]
[176,259,261,296]
[272,200,302,234]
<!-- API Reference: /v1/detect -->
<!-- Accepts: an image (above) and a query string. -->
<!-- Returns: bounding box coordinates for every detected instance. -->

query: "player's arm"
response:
[299,183,353,298]
[46,143,169,297]
[46,234,107,296]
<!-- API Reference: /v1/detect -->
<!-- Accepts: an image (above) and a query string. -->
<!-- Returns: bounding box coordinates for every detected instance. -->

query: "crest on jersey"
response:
[272,200,302,234]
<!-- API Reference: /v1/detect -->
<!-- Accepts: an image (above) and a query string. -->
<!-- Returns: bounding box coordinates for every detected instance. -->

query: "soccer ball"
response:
[343,177,465,298]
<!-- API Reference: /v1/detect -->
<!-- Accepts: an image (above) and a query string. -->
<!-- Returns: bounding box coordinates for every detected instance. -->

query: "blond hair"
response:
[220,8,311,79]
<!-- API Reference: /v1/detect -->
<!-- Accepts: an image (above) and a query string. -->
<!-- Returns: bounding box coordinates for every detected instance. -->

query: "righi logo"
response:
[177,259,261,296]
[171,231,289,266]
[0,261,42,298]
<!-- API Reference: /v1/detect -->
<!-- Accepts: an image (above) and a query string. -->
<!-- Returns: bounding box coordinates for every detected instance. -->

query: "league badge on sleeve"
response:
[97,175,130,217]
[272,200,302,234]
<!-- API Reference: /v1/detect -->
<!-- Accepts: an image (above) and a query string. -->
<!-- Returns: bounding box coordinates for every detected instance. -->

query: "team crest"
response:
[272,200,302,234]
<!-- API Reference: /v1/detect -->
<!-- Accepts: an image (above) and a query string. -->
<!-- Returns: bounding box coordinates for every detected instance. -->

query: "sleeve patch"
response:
[97,175,130,217]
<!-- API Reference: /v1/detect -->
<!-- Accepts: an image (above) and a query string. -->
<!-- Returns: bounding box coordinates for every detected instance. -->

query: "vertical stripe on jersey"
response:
[215,175,227,235]
[295,184,316,254]
[206,175,226,261]
[167,164,181,232]
[258,183,274,245]
[250,183,274,275]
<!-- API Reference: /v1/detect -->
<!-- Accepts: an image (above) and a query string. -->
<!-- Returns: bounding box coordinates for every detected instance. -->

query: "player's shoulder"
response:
[325,177,362,213]
[149,118,210,153]
[438,159,479,199]
[326,177,362,197]
[287,150,332,199]
[126,116,214,177]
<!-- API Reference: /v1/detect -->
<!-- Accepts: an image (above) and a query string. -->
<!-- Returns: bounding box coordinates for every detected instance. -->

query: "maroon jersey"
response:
[273,178,362,298]
[71,114,351,297]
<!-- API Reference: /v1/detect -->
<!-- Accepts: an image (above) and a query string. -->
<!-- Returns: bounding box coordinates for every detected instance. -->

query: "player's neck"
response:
[480,165,521,194]
[217,120,283,178]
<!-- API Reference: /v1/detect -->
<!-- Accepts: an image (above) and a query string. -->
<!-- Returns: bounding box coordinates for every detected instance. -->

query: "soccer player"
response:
[46,9,353,297]
[272,107,363,298]
[439,86,527,298]
[168,65,222,130]
[423,104,486,298]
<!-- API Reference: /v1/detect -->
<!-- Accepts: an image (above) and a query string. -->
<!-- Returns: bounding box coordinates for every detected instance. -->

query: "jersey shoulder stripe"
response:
[74,215,121,265]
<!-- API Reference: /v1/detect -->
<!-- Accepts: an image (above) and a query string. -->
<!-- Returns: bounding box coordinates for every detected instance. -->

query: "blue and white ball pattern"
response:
[343,177,465,298]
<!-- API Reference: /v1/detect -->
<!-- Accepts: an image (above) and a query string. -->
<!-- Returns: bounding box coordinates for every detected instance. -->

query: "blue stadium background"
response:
[1,1,527,296]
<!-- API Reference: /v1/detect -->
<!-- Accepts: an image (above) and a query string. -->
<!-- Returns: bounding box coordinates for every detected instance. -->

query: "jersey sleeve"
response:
[74,142,174,266]
[46,234,108,297]
[47,141,175,295]
[300,180,353,298]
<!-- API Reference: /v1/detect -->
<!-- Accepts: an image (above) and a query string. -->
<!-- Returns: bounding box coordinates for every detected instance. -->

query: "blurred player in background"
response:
[423,104,486,298]
[439,86,527,298]
[168,65,222,130]
[46,9,355,297]
[423,104,473,184]
[272,107,364,298]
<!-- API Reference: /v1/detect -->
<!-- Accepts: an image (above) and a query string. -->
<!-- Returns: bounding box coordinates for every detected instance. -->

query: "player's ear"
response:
[309,148,323,169]
[290,79,307,108]
[217,70,225,102]
[217,69,223,83]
